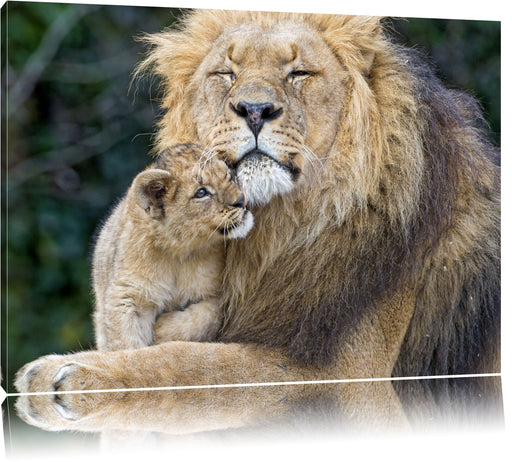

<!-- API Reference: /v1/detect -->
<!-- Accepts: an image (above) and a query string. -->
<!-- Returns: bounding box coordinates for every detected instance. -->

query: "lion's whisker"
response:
[193,142,223,176]
[191,127,221,171]
[299,144,325,181]
[199,150,221,177]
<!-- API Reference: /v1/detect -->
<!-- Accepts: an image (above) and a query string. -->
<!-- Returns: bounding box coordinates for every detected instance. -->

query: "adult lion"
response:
[15,10,500,431]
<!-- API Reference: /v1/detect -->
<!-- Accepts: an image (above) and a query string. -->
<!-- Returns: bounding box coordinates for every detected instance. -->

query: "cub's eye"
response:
[193,187,209,199]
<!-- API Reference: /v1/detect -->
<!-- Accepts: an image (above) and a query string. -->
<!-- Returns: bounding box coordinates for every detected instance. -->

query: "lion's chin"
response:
[235,150,295,207]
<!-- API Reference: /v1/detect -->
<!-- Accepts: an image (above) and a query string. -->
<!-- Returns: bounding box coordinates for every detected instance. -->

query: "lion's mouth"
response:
[234,149,300,181]
[232,149,301,207]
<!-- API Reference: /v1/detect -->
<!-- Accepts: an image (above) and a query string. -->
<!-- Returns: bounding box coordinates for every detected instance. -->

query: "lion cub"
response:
[93,144,253,351]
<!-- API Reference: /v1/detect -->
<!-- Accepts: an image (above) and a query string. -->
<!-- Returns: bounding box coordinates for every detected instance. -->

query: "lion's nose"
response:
[230,102,282,139]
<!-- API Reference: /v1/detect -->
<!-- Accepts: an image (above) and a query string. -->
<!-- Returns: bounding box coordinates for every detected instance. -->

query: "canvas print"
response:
[1,1,503,455]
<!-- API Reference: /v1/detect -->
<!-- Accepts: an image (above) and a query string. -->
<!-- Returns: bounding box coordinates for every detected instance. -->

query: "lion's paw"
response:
[14,355,109,430]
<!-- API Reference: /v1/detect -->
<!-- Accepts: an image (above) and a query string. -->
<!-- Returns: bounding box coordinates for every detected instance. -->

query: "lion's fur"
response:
[14,11,500,433]
[139,10,500,376]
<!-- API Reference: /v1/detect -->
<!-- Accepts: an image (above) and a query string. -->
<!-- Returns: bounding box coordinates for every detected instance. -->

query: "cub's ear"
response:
[132,169,173,219]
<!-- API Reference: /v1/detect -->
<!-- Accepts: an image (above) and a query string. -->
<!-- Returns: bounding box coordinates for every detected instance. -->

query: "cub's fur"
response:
[93,144,253,351]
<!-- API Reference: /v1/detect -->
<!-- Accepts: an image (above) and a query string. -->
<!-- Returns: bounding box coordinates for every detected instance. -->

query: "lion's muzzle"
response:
[235,149,297,207]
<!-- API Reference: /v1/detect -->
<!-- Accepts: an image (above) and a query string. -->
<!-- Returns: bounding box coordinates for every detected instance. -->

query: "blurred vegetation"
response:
[389,17,500,144]
[1,1,180,392]
[1,3,500,392]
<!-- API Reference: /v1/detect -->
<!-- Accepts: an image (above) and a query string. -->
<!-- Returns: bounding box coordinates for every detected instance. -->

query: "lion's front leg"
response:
[14,341,306,432]
[14,340,411,434]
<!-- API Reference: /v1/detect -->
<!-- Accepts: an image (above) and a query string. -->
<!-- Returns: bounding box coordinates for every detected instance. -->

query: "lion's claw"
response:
[14,355,110,430]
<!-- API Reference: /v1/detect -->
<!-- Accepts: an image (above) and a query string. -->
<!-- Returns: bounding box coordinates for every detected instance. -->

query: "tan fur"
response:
[15,10,500,432]
[93,144,253,350]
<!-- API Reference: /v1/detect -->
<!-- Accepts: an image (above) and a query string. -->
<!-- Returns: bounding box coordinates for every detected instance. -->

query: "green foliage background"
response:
[1,2,500,392]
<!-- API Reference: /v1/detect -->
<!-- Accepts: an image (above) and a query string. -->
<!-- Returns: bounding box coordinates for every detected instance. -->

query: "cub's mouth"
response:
[233,149,301,207]
[221,209,254,239]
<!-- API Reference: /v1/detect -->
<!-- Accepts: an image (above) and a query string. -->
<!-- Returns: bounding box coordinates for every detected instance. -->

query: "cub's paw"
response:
[154,311,179,343]
[154,302,219,343]
[15,355,112,430]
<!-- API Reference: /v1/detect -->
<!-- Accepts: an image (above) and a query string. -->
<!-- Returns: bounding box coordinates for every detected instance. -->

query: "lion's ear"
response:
[321,16,383,76]
[360,20,382,76]
[361,49,376,77]
[132,169,173,219]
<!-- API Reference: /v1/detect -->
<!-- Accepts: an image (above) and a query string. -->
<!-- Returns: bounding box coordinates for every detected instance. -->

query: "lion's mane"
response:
[139,11,500,378]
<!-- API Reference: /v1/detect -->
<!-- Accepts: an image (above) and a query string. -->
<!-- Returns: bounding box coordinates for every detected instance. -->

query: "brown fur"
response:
[93,143,253,350]
[15,10,500,431]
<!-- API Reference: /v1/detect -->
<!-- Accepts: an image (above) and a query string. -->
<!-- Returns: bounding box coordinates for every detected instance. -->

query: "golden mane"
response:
[140,10,500,373]
[137,11,421,225]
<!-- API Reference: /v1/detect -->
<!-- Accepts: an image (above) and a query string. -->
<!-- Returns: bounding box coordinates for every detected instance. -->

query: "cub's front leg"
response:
[96,286,157,351]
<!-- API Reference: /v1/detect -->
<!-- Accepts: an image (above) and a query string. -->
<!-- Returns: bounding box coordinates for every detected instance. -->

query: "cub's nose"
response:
[230,102,282,138]
[231,194,246,208]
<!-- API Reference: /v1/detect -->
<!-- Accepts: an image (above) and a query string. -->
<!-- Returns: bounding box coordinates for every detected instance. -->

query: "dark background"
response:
[1,2,500,393]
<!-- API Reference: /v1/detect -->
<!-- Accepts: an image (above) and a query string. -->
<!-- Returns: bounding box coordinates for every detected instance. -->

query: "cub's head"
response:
[131,144,253,248]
